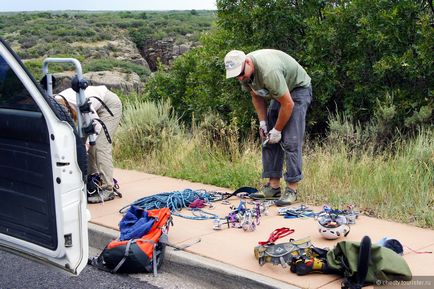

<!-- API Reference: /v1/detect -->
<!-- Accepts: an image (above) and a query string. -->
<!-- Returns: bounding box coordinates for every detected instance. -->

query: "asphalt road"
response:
[0,248,160,289]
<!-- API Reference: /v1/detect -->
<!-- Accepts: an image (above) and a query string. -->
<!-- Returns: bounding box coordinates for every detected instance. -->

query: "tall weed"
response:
[113,99,182,167]
[304,127,433,228]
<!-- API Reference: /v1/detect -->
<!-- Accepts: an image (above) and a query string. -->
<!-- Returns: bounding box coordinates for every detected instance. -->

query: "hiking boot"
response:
[87,189,115,204]
[250,183,281,200]
[275,187,297,207]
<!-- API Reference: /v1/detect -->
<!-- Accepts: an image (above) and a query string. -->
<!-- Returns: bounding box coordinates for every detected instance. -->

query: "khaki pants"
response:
[88,90,122,190]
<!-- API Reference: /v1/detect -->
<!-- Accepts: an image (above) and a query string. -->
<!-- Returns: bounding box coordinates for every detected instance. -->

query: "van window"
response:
[0,55,39,111]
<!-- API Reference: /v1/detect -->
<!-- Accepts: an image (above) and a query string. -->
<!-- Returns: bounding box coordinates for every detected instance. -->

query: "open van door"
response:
[0,38,89,274]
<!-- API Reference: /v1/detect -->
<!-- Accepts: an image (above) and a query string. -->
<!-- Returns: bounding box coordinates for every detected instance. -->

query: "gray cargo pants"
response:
[262,86,312,183]
[88,90,122,190]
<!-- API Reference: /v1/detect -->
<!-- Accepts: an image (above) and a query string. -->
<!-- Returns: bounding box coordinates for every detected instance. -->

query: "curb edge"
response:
[88,222,298,289]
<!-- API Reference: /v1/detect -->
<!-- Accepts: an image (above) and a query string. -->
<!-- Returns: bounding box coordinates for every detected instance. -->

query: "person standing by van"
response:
[56,85,122,203]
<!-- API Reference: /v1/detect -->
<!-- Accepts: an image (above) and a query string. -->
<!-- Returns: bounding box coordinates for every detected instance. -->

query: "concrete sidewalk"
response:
[88,168,434,289]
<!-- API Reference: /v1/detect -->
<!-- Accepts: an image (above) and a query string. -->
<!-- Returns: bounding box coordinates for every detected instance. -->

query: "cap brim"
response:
[226,66,243,79]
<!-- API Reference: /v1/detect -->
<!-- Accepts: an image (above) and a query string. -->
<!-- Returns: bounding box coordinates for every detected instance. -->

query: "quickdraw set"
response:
[316,205,360,225]
[278,204,315,218]
[278,204,360,240]
[213,200,273,231]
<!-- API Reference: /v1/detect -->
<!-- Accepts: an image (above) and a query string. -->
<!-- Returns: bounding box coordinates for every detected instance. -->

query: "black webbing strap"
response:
[93,118,112,144]
[111,239,157,275]
[89,96,114,117]
[223,186,258,200]
[355,236,371,286]
[112,239,134,273]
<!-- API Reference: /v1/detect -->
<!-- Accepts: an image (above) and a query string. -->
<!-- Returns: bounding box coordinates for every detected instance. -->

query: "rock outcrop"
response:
[142,35,197,71]
[53,70,143,95]
[71,37,150,70]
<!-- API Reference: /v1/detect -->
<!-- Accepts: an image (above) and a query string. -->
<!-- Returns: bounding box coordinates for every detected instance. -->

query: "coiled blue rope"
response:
[119,189,215,218]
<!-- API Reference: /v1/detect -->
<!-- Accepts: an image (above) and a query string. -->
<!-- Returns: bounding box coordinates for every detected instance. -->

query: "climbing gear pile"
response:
[87,173,122,203]
[317,205,360,225]
[254,228,314,268]
[278,205,315,219]
[213,200,268,231]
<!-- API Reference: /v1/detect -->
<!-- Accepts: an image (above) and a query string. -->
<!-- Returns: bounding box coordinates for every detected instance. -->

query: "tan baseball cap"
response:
[224,50,246,79]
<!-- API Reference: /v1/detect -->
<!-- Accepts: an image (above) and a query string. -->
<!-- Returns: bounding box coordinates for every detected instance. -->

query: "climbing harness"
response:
[89,95,114,116]
[188,198,206,208]
[56,93,115,144]
[92,118,112,144]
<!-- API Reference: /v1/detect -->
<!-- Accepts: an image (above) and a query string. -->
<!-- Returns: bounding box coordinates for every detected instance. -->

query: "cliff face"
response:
[52,36,196,94]
[52,37,147,94]
[141,35,197,71]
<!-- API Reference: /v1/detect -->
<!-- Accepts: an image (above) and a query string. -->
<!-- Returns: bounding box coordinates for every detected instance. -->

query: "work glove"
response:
[268,128,282,144]
[259,120,268,141]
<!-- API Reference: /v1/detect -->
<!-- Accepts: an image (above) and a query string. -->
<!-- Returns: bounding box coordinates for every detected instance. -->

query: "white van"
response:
[0,38,88,275]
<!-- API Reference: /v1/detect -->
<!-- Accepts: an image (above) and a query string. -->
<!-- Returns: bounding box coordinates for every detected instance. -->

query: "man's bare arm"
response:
[251,91,267,121]
[274,90,294,131]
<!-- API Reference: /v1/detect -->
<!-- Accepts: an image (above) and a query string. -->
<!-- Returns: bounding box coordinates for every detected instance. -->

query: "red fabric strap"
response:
[405,245,432,254]
[258,227,295,245]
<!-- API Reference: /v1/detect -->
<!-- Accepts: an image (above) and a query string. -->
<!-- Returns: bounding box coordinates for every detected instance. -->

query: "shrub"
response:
[114,99,182,162]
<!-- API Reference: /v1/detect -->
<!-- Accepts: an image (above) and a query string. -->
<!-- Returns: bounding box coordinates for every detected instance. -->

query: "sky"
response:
[0,0,217,12]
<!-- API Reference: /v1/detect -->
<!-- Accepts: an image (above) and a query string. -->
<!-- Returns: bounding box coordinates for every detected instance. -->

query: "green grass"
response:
[113,98,434,228]
[303,132,434,228]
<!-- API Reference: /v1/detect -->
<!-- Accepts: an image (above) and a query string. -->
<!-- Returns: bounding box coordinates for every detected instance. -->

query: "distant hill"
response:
[0,10,215,92]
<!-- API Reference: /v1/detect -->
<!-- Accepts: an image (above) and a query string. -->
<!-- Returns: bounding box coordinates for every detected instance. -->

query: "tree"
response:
[146,0,433,136]
[304,0,433,132]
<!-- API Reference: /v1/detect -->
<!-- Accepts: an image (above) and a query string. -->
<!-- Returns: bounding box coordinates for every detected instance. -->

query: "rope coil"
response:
[119,189,218,220]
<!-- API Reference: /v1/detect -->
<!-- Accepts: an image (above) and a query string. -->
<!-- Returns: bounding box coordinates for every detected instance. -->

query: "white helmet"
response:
[317,215,350,240]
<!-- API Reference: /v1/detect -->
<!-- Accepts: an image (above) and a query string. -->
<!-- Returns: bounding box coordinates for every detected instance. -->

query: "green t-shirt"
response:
[241,49,311,100]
